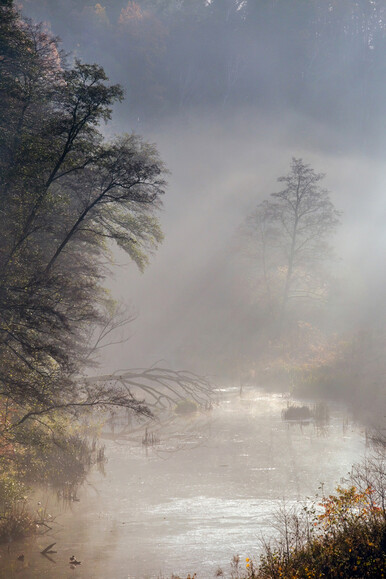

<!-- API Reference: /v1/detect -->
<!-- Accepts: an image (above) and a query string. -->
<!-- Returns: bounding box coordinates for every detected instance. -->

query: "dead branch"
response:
[84,367,214,411]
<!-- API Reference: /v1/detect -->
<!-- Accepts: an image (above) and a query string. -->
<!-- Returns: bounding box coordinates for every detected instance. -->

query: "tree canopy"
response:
[0,0,166,434]
[241,158,340,337]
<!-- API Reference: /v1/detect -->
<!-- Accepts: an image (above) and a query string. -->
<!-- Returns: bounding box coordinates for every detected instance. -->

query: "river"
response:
[0,389,365,578]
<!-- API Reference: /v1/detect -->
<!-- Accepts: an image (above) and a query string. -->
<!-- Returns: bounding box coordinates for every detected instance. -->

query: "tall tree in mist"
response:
[242,158,340,336]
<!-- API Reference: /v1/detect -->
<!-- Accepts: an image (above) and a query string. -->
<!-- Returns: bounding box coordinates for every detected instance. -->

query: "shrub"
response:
[0,502,35,543]
[256,484,386,578]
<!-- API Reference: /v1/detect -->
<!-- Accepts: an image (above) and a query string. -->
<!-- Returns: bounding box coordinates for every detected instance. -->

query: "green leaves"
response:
[0,4,166,432]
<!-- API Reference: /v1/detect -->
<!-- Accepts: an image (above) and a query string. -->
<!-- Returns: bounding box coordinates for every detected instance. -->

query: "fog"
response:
[17,0,385,451]
[20,0,386,403]
[8,1,386,576]
[97,109,385,376]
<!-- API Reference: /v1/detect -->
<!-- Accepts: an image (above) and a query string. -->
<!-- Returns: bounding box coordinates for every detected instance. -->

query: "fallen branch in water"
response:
[41,542,57,555]
[84,367,215,411]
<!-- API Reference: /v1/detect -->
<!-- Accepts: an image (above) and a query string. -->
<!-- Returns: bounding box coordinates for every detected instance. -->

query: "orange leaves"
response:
[316,485,382,533]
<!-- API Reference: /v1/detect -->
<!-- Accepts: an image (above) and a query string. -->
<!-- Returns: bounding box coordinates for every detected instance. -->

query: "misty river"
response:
[1,389,365,578]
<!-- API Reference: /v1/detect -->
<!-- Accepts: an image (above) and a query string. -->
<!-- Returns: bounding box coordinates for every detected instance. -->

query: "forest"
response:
[22,0,386,146]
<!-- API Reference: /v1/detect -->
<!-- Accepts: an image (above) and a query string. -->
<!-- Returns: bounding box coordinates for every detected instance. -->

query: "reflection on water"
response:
[0,390,365,578]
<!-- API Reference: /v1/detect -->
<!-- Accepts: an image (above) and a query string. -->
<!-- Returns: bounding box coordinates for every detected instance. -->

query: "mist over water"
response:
[0,391,366,578]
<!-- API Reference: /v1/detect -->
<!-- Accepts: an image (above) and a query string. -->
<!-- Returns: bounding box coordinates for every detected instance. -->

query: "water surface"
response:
[0,390,365,578]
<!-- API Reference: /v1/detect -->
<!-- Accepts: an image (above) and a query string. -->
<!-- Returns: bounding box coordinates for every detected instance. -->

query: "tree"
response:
[0,2,214,454]
[242,158,340,336]
[0,1,168,433]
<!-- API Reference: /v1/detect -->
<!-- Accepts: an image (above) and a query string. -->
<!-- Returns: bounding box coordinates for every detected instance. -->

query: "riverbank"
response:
[0,426,105,545]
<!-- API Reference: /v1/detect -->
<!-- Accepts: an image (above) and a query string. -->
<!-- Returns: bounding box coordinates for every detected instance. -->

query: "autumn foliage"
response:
[252,484,386,578]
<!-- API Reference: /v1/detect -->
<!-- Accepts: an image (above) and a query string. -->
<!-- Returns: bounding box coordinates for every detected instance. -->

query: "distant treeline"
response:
[23,0,386,141]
